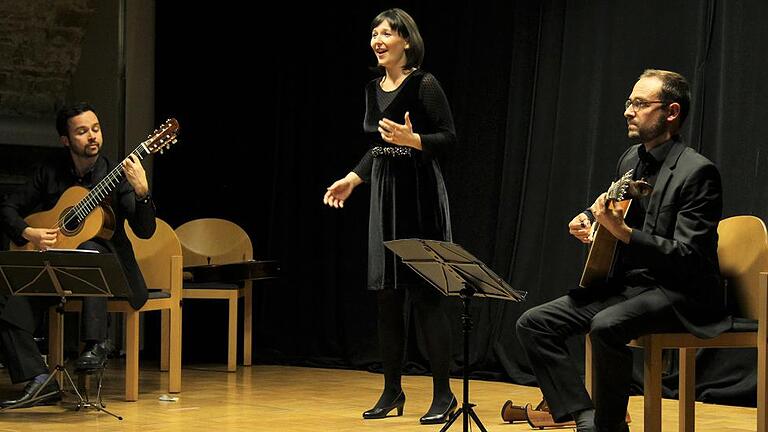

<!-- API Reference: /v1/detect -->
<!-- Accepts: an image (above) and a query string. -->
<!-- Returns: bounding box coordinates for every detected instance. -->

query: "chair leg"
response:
[227,293,238,372]
[169,303,182,393]
[758,343,767,432]
[584,335,594,396]
[125,311,140,401]
[644,339,663,432]
[679,348,696,432]
[243,285,252,367]
[160,309,170,371]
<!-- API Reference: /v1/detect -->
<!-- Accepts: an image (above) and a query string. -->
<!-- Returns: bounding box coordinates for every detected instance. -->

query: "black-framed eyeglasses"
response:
[625,99,665,112]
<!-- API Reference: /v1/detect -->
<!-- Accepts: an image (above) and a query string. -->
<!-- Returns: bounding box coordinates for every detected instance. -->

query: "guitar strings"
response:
[53,145,149,231]
[48,119,177,235]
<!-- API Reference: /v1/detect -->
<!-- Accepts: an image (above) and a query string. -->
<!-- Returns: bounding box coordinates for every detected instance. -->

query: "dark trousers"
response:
[78,241,109,342]
[0,298,106,384]
[0,319,48,383]
[516,287,685,429]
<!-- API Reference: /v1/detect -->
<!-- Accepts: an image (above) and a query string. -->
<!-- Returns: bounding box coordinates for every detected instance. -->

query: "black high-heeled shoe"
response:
[362,391,406,419]
[419,394,457,424]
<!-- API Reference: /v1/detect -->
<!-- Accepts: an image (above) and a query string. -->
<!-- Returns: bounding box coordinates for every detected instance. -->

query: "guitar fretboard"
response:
[57,142,151,229]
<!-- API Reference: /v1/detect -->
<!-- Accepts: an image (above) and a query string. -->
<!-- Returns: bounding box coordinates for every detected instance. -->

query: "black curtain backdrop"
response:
[152,1,768,407]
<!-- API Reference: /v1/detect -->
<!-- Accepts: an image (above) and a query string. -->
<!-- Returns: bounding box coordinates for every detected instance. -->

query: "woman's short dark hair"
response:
[56,102,96,137]
[371,8,424,70]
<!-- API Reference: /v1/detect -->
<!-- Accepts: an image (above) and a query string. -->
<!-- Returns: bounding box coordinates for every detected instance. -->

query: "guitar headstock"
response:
[144,118,180,155]
[606,169,652,202]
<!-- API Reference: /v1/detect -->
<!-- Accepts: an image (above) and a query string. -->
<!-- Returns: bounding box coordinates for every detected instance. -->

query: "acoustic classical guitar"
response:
[579,169,652,288]
[12,118,180,251]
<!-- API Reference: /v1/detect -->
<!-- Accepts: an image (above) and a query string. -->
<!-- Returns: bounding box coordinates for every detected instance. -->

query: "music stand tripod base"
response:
[0,251,132,420]
[69,362,122,420]
[439,285,487,432]
[384,239,526,432]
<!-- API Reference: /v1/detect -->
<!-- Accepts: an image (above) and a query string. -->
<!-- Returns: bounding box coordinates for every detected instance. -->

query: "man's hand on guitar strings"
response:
[22,227,60,251]
[590,193,632,244]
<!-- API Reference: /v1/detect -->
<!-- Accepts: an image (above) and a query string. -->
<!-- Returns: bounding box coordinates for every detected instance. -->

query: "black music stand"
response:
[0,250,130,420]
[384,239,526,432]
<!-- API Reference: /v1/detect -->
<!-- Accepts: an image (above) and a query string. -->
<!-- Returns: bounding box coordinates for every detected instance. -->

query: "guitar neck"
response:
[48,118,177,236]
[71,143,151,216]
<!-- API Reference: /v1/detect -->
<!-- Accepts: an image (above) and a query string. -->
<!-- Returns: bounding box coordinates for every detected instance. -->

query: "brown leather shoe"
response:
[500,400,529,423]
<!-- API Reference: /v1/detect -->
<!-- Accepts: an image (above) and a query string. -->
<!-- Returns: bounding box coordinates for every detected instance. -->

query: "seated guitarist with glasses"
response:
[515,70,731,432]
[0,102,156,408]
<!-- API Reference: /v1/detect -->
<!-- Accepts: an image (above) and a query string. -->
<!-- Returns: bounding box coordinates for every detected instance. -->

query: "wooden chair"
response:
[585,215,768,432]
[48,217,183,401]
[175,218,254,372]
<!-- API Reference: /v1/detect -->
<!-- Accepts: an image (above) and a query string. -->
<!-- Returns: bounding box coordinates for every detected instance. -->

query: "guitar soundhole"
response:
[59,207,85,236]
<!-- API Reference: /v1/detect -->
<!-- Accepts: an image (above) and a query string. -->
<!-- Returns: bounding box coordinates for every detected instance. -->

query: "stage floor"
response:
[0,362,757,431]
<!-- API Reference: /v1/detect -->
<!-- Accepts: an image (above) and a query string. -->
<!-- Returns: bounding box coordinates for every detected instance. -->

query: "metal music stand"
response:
[0,250,130,420]
[384,239,526,432]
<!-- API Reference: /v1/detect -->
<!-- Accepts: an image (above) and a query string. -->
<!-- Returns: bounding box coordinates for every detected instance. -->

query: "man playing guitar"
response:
[0,102,156,408]
[515,70,730,432]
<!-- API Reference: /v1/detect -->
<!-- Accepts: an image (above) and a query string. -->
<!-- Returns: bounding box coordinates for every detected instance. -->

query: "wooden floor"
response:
[0,362,757,431]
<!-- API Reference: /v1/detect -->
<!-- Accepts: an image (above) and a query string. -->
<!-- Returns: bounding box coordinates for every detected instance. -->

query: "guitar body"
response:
[11,186,116,251]
[579,199,632,288]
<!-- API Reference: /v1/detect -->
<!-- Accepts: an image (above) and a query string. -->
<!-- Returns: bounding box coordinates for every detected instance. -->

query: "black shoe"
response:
[74,339,113,371]
[419,394,457,424]
[362,391,406,419]
[0,379,61,409]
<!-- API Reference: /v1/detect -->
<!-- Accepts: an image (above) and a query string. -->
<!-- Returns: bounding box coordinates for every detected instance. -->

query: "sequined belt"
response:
[371,146,413,158]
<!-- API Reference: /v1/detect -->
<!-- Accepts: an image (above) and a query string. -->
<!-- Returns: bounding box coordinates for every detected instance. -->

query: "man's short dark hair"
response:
[639,69,691,125]
[56,102,96,137]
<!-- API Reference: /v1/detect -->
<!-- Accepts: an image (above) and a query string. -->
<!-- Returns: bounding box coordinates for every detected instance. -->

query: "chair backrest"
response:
[125,218,183,291]
[717,215,768,320]
[174,218,253,266]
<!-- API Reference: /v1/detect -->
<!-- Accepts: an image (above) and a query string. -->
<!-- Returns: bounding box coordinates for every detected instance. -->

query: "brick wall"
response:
[0,0,96,117]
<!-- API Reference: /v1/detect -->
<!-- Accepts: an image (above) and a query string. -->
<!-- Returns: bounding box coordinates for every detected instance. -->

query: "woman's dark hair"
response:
[56,102,96,137]
[371,8,424,70]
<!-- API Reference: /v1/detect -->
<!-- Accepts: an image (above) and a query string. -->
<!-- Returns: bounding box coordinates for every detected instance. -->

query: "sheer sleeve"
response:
[352,149,373,183]
[352,86,374,183]
[418,73,456,158]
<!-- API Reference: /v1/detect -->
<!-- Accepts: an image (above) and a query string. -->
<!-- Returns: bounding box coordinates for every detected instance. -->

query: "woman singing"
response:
[323,8,457,425]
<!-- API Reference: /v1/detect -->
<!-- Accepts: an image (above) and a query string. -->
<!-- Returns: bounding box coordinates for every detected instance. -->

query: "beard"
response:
[70,142,101,158]
[628,113,667,142]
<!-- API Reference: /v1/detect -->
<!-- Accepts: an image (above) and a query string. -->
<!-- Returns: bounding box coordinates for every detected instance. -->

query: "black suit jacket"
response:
[615,139,731,338]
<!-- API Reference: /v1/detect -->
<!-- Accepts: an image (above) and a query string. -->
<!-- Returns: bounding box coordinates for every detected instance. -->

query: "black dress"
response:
[353,70,456,290]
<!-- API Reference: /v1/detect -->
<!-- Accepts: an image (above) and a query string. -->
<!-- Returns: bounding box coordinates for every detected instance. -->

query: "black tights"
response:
[375,285,453,410]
